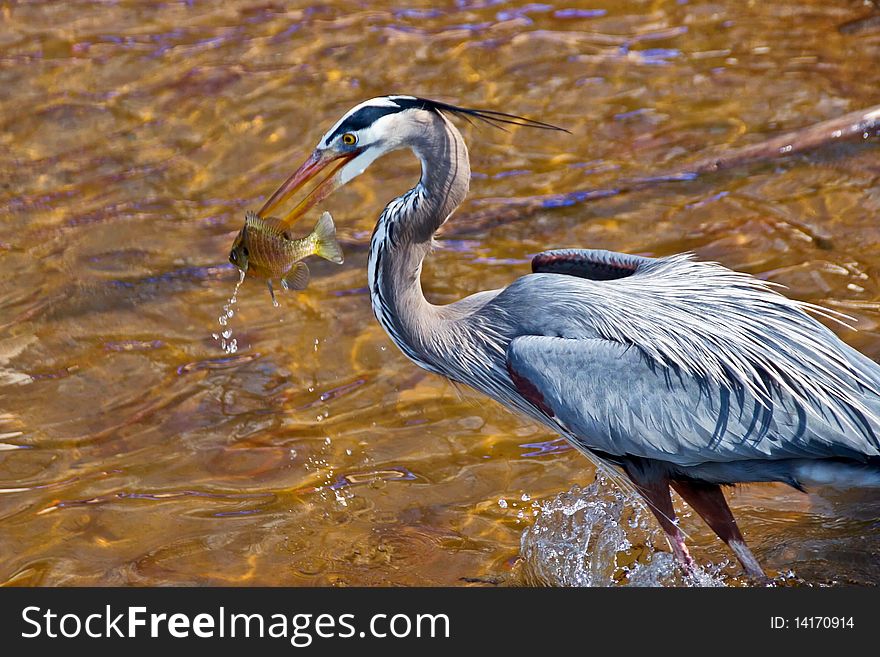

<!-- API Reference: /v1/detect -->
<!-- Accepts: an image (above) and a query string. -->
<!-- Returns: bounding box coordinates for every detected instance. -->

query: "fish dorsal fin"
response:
[245,211,287,236]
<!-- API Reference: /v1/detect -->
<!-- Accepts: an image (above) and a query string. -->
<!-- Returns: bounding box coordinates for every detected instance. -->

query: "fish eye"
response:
[341,133,357,146]
[229,250,237,262]
[243,247,249,257]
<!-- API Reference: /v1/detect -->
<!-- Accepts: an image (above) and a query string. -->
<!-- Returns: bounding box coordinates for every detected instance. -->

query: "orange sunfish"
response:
[229,211,344,304]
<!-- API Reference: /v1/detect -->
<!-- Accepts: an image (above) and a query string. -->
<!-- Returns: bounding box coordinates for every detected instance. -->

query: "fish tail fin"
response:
[311,212,344,264]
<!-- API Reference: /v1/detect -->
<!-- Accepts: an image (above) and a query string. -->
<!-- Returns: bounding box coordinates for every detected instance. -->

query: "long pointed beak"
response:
[257,149,359,226]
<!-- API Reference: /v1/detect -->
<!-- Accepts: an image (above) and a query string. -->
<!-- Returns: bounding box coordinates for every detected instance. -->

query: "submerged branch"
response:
[674,104,880,176]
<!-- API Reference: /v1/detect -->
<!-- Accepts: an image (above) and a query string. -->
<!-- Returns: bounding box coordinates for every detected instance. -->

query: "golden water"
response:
[1,0,879,586]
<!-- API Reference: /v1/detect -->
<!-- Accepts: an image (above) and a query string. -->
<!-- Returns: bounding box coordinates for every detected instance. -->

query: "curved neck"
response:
[389,112,471,243]
[368,112,471,368]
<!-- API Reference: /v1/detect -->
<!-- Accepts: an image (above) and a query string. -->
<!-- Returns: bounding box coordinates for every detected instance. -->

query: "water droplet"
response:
[498,499,508,509]
[334,489,348,507]
[214,270,245,354]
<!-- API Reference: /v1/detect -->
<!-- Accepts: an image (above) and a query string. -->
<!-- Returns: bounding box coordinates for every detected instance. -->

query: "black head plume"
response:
[389,96,570,134]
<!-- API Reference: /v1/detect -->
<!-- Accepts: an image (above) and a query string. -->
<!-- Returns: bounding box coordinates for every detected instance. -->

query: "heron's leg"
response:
[671,480,767,581]
[624,472,695,574]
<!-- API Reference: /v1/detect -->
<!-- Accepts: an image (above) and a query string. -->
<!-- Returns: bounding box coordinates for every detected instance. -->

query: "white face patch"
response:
[330,110,419,185]
[319,96,403,149]
[338,145,386,185]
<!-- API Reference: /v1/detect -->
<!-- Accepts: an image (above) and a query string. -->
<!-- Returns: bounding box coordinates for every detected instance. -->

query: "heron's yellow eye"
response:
[341,133,357,146]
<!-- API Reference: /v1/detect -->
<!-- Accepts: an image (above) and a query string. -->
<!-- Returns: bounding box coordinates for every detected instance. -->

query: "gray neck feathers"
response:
[368,112,471,371]
[409,112,471,242]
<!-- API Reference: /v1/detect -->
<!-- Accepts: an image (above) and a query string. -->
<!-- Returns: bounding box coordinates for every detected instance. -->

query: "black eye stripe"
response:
[326,98,448,143]
[327,105,404,142]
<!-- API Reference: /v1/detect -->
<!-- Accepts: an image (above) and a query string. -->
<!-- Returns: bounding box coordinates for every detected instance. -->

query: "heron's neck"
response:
[367,115,471,367]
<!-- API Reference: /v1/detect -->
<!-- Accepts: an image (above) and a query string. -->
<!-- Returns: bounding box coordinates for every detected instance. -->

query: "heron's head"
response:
[257,95,566,225]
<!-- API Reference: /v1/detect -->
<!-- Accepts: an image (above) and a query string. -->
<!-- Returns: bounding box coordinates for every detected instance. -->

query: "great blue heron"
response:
[257,95,880,580]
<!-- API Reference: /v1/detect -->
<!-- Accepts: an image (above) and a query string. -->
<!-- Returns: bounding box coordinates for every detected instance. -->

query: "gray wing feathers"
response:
[501,251,880,435]
[506,335,880,466]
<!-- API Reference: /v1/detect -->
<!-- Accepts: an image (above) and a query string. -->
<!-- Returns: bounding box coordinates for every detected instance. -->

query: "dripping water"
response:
[213,269,246,354]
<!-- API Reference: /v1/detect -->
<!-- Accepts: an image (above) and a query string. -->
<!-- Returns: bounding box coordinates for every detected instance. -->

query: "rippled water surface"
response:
[2,0,879,586]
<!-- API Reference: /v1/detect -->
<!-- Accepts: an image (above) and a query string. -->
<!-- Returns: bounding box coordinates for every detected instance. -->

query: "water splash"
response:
[519,478,725,587]
[213,269,245,354]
